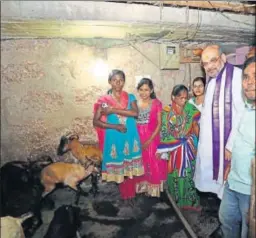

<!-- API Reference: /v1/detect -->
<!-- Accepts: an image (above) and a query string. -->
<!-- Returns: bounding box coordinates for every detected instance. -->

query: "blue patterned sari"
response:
[95,92,144,184]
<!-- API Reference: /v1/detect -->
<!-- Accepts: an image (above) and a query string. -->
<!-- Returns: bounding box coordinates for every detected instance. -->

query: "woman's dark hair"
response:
[171,84,188,97]
[107,69,125,94]
[243,56,256,73]
[192,77,206,87]
[136,78,156,99]
[108,69,125,82]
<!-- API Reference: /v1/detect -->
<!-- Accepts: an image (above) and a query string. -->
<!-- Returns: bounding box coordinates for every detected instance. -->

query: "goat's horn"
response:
[65,132,72,137]
[69,134,79,140]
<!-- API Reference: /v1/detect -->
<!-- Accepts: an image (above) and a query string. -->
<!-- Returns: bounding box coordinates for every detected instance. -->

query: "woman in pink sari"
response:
[135,78,168,197]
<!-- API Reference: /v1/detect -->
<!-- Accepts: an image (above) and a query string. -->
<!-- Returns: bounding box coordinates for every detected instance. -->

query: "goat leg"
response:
[89,173,99,197]
[41,191,52,198]
[76,230,82,238]
[75,184,82,205]
[40,186,55,210]
[23,200,43,238]
[75,182,88,205]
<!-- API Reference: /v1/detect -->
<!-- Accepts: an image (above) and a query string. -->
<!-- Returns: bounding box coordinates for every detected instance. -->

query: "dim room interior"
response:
[1,1,255,238]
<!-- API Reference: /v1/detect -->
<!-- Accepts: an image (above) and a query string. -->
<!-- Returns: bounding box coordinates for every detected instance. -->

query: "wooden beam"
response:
[123,1,256,15]
[180,56,200,64]
[1,19,254,44]
[0,20,167,39]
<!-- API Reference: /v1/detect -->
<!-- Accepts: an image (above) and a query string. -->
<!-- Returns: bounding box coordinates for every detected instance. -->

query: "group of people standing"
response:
[93,44,255,238]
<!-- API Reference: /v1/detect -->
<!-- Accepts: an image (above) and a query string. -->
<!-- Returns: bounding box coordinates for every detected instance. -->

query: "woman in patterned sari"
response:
[93,69,144,201]
[156,84,201,210]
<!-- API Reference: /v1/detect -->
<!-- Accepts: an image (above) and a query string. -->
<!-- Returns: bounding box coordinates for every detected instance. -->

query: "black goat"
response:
[0,155,54,237]
[44,205,82,238]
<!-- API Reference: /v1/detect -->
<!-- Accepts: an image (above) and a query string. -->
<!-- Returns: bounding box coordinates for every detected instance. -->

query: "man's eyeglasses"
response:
[201,56,220,68]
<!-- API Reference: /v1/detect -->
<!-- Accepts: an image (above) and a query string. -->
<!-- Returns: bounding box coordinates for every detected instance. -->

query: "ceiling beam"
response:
[116,1,256,14]
[1,20,254,44]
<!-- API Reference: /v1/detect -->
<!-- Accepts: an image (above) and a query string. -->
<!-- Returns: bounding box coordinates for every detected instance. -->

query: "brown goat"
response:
[40,162,94,200]
[57,134,102,197]
[57,134,102,166]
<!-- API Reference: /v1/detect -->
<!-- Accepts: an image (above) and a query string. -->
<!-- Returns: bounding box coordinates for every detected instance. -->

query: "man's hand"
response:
[224,163,231,182]
[225,149,232,161]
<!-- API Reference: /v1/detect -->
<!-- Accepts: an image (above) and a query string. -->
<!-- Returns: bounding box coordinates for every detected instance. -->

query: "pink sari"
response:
[136,99,168,197]
[119,99,168,198]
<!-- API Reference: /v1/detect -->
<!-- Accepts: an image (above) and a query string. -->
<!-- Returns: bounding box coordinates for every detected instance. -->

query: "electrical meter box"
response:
[160,44,180,70]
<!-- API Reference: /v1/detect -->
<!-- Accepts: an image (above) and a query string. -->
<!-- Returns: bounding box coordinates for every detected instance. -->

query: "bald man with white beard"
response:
[194,45,244,199]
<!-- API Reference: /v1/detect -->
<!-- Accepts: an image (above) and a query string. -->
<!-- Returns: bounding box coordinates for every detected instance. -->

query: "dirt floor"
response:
[182,191,220,238]
[32,182,220,238]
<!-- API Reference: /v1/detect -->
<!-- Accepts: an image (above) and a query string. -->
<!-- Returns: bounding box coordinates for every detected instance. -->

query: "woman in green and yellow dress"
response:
[157,84,201,210]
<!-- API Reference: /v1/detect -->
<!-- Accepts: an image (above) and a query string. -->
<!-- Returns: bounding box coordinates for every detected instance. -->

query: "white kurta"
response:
[194,66,244,199]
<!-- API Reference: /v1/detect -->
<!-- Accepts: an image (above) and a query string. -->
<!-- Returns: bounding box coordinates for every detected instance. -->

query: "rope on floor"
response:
[165,189,198,238]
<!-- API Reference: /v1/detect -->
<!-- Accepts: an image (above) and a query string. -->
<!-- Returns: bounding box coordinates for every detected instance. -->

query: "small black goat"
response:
[0,155,54,237]
[44,205,82,238]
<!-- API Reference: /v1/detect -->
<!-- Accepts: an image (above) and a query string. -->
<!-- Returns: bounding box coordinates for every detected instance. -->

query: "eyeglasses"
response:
[243,74,256,82]
[201,56,220,68]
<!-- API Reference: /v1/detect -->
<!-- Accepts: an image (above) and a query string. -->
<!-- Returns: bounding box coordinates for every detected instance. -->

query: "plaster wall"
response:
[1,39,203,163]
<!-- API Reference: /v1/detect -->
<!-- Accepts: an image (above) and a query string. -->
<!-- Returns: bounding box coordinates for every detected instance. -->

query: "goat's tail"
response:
[19,212,33,223]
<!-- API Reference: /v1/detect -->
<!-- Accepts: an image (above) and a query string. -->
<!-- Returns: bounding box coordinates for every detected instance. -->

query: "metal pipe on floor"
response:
[165,188,198,238]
